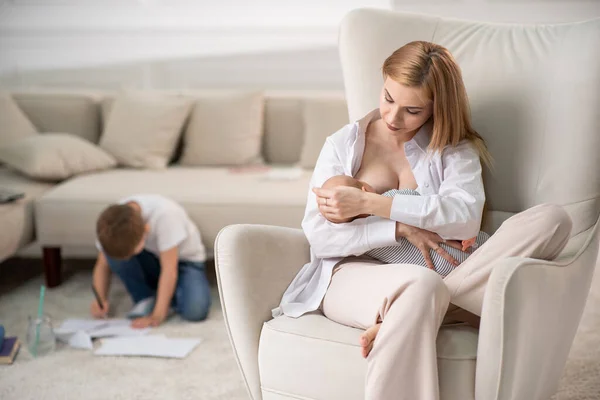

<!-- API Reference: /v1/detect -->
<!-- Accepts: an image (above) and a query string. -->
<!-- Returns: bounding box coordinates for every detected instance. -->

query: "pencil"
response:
[91,284,105,315]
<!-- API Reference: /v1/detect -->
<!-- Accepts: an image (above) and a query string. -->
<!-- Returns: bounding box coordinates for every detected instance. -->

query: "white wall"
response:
[0,0,598,90]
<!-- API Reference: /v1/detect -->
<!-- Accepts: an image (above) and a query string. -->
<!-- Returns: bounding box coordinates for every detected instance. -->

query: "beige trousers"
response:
[321,204,573,400]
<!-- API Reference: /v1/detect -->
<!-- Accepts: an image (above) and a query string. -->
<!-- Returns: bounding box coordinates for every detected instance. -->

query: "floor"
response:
[0,258,247,400]
[0,256,599,400]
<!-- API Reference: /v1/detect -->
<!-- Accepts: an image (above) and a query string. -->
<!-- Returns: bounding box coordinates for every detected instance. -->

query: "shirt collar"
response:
[355,109,432,154]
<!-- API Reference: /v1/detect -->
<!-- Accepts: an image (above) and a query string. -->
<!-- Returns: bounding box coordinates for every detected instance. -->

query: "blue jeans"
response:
[105,250,211,321]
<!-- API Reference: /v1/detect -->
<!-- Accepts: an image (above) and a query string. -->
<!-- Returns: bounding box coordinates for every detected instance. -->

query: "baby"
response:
[320,175,489,277]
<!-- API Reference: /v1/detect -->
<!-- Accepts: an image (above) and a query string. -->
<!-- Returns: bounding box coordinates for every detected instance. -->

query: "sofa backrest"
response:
[339,9,600,236]
[12,91,103,143]
[263,91,347,164]
[10,90,347,166]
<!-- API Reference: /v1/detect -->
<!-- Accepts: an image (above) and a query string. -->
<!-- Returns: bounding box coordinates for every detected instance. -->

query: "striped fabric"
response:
[365,189,490,277]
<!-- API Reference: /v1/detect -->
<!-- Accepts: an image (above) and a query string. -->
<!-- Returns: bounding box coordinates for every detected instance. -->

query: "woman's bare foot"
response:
[359,323,382,358]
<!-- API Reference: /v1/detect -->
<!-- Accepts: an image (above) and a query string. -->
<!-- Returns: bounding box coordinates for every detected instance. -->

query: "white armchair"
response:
[215,9,600,400]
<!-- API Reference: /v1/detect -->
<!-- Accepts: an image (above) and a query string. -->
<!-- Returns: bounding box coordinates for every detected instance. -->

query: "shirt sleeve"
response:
[389,141,485,240]
[301,136,398,259]
[154,212,189,253]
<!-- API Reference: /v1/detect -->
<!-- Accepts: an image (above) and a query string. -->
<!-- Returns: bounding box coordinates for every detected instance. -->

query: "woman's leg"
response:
[322,257,450,400]
[173,261,212,321]
[444,203,573,316]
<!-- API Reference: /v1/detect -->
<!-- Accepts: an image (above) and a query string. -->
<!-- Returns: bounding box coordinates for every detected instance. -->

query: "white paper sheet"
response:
[94,335,201,359]
[88,320,150,338]
[57,319,107,333]
[55,319,150,349]
[69,330,94,350]
[57,319,149,337]
[54,330,94,350]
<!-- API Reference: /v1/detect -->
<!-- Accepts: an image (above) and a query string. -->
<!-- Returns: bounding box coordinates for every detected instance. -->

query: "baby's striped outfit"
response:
[365,189,490,277]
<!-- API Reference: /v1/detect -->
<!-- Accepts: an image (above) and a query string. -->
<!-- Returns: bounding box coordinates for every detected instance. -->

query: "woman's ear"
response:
[145,223,150,234]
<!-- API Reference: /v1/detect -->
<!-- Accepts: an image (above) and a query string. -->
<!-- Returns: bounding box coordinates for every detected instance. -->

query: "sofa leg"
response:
[43,247,62,288]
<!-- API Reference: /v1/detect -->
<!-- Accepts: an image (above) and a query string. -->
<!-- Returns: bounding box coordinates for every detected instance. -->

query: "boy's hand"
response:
[90,300,109,319]
[131,313,165,329]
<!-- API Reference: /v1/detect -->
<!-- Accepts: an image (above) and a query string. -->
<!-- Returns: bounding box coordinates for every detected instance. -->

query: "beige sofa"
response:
[0,90,348,287]
[214,9,600,400]
[0,168,53,264]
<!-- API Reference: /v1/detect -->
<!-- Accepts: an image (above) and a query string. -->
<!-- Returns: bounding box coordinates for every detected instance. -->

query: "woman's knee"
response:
[414,268,450,302]
[534,203,573,237]
[389,266,450,305]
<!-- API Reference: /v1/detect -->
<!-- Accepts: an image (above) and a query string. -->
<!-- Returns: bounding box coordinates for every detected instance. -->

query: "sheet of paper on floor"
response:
[56,318,150,337]
[55,319,150,349]
[94,335,202,359]
[87,319,150,338]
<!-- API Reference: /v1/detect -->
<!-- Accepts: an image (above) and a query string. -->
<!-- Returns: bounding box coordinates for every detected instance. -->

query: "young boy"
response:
[90,194,211,328]
[320,175,489,277]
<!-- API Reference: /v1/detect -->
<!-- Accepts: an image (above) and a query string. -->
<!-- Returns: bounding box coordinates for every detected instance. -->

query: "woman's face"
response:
[379,77,433,135]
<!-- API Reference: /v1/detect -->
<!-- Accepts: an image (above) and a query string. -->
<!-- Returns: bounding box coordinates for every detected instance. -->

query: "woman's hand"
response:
[395,222,462,270]
[313,186,367,221]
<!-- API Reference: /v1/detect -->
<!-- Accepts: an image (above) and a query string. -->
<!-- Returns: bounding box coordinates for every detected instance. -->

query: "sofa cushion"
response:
[0,133,117,182]
[259,313,477,400]
[34,167,311,251]
[0,167,54,262]
[300,98,349,169]
[0,92,38,145]
[262,92,348,166]
[179,92,264,166]
[12,91,101,143]
[99,92,192,169]
[263,97,304,165]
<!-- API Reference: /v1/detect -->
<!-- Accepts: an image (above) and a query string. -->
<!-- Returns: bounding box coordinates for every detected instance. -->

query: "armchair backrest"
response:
[339,9,600,235]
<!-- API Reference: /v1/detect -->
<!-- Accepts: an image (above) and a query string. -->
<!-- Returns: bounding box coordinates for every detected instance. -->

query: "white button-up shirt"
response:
[273,109,485,318]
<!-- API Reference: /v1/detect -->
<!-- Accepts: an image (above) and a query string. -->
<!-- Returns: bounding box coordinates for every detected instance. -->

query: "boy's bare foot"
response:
[359,323,382,358]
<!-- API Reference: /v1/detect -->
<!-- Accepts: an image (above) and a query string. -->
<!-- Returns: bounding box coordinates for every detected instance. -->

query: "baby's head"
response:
[322,175,375,193]
[96,203,148,260]
[321,175,375,223]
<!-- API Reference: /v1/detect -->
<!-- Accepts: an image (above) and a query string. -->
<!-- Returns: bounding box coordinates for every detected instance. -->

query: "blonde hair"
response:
[382,41,493,168]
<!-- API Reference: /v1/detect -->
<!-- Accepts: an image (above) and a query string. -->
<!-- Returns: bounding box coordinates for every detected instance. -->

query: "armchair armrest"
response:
[475,218,600,400]
[214,224,310,400]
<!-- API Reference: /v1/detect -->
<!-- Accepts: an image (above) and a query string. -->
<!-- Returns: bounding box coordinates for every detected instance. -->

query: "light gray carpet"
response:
[0,257,599,400]
[0,270,247,400]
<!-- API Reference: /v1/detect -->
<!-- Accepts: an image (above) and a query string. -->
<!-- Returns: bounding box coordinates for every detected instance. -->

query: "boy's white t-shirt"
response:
[97,194,206,263]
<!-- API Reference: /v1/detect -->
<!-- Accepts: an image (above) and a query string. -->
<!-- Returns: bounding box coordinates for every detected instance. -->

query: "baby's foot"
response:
[359,323,382,358]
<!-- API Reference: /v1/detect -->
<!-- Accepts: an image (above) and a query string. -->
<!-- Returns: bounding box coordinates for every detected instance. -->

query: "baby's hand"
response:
[461,237,477,252]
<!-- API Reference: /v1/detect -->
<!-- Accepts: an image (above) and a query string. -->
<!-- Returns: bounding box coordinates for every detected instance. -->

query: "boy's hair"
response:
[96,204,145,259]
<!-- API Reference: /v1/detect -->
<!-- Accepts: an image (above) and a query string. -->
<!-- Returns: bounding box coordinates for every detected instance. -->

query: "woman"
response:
[273,41,572,400]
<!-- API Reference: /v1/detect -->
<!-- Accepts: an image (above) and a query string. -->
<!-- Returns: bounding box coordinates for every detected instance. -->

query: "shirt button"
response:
[424,182,430,188]
[406,144,414,151]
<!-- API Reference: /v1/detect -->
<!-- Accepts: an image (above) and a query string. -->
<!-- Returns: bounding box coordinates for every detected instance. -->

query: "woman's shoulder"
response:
[327,121,358,146]
[327,109,379,147]
[438,139,482,170]
[441,139,478,156]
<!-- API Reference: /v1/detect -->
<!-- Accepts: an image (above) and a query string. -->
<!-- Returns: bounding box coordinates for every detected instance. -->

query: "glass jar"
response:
[26,315,56,357]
